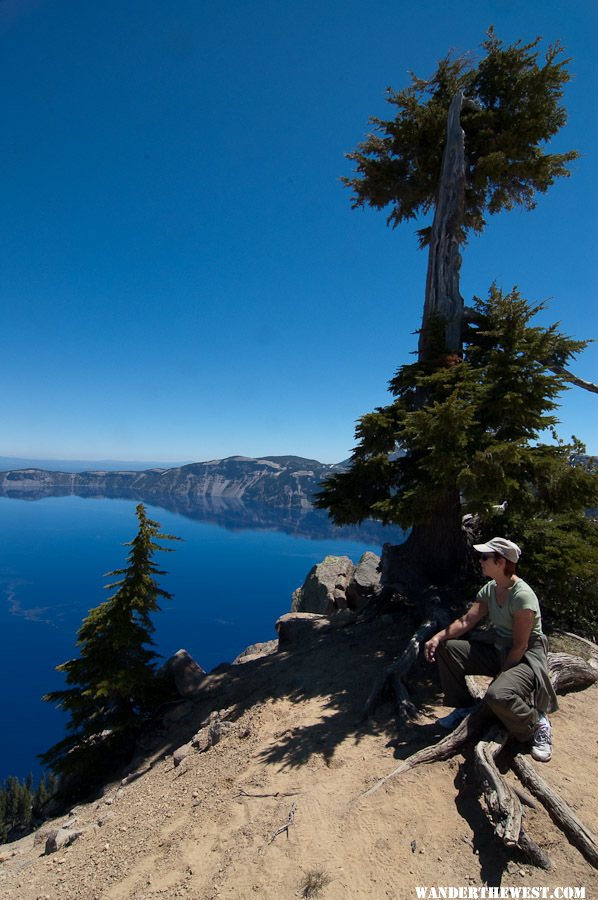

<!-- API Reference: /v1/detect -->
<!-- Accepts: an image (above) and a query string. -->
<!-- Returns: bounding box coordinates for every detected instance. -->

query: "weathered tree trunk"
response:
[398,487,464,586]
[404,90,468,582]
[418,89,466,362]
[361,590,451,722]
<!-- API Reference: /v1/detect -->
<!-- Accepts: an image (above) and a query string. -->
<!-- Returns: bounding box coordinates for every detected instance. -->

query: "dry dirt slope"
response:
[1,617,597,900]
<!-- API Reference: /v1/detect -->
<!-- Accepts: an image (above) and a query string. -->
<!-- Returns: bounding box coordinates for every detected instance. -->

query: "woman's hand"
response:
[424,635,440,663]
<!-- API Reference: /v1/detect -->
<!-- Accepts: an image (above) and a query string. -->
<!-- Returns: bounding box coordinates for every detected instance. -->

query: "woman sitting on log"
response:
[424,537,557,762]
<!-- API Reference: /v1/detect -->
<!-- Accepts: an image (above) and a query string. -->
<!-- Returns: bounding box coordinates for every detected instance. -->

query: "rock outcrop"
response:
[291,552,381,615]
[161,649,206,697]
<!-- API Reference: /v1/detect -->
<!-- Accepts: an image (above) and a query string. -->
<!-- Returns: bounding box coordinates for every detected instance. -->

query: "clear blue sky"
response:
[2,0,597,464]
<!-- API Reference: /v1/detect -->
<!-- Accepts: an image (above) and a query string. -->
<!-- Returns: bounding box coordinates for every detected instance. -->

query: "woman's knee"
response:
[485,678,514,708]
[437,640,460,663]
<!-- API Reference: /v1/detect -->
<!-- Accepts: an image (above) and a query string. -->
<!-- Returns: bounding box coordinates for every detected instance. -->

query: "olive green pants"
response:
[437,639,541,742]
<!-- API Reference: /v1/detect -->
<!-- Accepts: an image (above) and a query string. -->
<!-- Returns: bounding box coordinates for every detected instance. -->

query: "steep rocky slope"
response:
[2,619,597,899]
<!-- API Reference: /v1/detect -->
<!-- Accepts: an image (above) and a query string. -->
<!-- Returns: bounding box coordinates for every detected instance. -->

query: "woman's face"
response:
[479,553,503,577]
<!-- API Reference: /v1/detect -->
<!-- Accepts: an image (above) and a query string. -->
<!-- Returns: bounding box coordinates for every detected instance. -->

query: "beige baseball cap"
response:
[473,537,522,563]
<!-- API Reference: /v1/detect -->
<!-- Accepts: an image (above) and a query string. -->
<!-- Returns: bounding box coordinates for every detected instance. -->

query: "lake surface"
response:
[0,495,404,781]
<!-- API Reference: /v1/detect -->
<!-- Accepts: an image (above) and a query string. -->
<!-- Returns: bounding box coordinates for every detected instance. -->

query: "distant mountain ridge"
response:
[0,455,348,509]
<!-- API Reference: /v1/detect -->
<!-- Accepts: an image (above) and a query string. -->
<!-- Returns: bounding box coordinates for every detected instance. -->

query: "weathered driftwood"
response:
[511,753,598,869]
[474,724,551,869]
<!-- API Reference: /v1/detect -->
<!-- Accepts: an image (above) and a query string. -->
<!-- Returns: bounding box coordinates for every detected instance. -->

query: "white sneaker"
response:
[531,715,552,762]
[436,704,478,729]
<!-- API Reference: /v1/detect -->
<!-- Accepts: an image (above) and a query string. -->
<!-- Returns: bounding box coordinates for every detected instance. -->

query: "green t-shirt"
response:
[476,578,543,650]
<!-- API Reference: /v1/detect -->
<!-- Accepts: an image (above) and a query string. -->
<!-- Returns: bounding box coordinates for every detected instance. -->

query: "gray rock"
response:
[275,612,330,649]
[233,640,278,664]
[291,556,355,615]
[173,743,193,766]
[44,827,85,855]
[192,719,233,752]
[345,551,381,609]
[162,649,206,697]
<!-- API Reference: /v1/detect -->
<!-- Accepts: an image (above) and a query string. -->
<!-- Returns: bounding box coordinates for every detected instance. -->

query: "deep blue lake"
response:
[0,495,403,782]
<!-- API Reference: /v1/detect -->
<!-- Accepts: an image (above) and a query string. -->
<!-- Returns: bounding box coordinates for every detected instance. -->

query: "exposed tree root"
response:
[357,703,488,801]
[361,590,450,723]
[511,753,598,869]
[474,724,551,870]
[361,613,449,723]
[356,643,598,867]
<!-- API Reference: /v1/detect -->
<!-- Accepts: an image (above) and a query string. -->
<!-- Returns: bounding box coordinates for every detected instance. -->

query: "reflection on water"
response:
[3,488,406,545]
[0,493,406,781]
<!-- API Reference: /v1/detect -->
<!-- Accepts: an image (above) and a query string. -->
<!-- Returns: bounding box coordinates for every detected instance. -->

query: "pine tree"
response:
[317,287,598,633]
[344,28,577,360]
[317,31,597,582]
[40,504,181,796]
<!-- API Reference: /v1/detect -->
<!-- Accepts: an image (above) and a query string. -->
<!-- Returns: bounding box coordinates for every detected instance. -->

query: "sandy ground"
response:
[1,617,597,900]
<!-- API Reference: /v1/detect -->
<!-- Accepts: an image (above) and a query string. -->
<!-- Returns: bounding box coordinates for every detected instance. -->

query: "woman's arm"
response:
[501,608,534,670]
[424,600,488,663]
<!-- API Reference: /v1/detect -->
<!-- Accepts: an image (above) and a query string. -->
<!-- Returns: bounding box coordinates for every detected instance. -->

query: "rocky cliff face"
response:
[0,455,345,509]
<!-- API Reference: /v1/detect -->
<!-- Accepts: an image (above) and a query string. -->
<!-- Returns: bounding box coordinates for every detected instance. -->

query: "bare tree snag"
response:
[474,724,551,869]
[418,89,466,361]
[511,753,598,869]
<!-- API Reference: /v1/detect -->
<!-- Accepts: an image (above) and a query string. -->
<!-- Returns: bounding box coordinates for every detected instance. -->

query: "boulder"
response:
[233,640,278,664]
[345,551,381,609]
[291,556,355,615]
[173,742,193,766]
[44,826,85,855]
[275,612,330,649]
[162,649,206,698]
[192,717,233,752]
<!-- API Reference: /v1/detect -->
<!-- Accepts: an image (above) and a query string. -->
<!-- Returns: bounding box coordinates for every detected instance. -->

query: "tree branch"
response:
[550,367,598,395]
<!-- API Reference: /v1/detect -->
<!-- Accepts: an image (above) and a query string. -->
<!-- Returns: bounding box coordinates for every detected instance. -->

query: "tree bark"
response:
[511,753,598,869]
[418,90,466,362]
[474,724,551,869]
[386,488,465,590]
